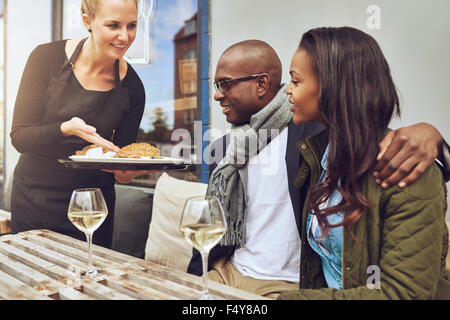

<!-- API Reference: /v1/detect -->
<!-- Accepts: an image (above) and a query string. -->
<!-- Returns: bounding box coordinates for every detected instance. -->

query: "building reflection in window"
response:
[133,1,199,186]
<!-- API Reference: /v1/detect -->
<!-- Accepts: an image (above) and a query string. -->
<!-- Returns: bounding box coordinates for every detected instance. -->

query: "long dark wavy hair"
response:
[301,27,400,237]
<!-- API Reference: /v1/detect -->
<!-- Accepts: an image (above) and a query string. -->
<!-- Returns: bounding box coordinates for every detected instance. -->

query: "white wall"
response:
[210,0,450,218]
[210,0,450,135]
[4,0,52,206]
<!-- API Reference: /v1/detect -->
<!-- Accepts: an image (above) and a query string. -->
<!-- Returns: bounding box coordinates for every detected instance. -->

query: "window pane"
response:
[133,0,199,186]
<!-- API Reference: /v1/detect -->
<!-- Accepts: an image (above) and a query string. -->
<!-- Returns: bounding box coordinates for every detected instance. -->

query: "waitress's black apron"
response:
[11,38,130,248]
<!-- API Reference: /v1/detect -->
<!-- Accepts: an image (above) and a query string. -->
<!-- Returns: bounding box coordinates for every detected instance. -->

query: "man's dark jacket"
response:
[187,121,324,276]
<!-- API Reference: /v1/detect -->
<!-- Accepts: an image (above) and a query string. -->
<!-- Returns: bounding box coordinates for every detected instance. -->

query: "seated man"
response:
[187,40,449,299]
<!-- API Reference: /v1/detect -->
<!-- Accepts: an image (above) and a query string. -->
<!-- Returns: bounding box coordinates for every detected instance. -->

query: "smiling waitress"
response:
[10,0,145,248]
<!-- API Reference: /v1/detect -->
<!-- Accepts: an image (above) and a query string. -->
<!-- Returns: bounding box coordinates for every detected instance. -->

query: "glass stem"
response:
[85,232,93,273]
[201,251,209,295]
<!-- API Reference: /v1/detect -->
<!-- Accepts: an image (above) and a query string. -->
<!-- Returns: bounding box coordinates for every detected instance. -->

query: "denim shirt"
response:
[306,144,343,290]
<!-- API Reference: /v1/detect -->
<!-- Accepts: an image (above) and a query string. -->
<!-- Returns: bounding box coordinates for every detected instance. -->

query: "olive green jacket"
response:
[279,131,450,300]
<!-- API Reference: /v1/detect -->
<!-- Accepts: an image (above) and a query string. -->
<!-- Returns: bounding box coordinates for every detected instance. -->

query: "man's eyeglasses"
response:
[214,74,263,93]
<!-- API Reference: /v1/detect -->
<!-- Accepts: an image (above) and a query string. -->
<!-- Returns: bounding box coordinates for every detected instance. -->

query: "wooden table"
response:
[0,229,270,300]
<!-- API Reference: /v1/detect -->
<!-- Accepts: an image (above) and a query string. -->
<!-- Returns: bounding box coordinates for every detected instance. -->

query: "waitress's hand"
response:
[102,170,157,184]
[61,117,119,152]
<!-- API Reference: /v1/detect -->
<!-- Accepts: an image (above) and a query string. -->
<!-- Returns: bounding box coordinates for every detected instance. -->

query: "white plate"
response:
[69,155,185,164]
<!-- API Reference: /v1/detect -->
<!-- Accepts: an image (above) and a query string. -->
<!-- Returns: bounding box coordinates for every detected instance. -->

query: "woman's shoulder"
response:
[396,163,443,200]
[33,39,68,56]
[362,162,445,217]
[376,163,445,203]
[26,40,68,73]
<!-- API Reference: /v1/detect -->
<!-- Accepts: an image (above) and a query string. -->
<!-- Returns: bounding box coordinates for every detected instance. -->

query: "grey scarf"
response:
[207,84,293,247]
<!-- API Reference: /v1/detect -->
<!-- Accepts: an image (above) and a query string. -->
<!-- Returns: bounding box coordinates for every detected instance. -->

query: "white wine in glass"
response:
[180,196,227,300]
[67,188,108,281]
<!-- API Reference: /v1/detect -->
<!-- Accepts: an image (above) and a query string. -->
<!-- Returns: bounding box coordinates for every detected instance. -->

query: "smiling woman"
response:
[9,0,146,248]
[280,26,449,300]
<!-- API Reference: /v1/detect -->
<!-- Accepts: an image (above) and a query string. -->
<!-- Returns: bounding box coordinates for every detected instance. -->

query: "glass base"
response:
[81,269,108,281]
[198,291,214,300]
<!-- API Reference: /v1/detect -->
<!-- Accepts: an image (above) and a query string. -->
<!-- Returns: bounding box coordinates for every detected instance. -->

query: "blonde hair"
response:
[81,0,139,19]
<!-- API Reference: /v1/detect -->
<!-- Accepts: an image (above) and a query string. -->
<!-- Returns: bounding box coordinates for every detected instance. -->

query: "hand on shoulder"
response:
[373,123,443,189]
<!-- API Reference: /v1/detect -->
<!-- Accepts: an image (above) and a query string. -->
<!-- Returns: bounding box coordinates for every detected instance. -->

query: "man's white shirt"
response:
[231,127,301,282]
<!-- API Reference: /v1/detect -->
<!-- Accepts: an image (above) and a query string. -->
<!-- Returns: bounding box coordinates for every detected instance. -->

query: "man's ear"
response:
[82,14,92,33]
[256,73,270,98]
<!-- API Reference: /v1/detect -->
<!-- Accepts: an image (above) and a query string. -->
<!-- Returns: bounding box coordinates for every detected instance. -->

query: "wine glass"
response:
[179,196,227,300]
[67,188,108,281]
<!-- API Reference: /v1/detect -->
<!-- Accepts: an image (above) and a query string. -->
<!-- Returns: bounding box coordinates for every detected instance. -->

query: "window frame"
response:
[0,0,5,209]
